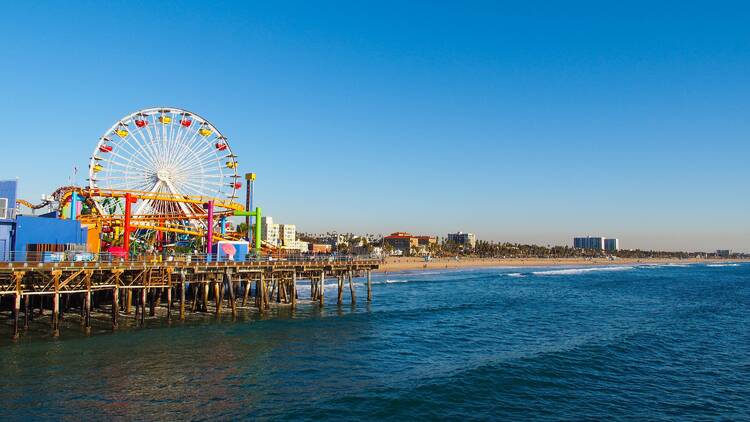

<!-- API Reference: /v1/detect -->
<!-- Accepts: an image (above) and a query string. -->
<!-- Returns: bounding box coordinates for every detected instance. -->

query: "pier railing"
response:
[1,250,384,266]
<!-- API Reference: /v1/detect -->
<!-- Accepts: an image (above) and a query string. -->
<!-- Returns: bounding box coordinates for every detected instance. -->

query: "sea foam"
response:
[531,266,635,276]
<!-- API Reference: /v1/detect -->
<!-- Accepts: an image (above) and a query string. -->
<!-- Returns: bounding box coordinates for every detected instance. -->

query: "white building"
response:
[279,224,297,247]
[261,216,280,246]
[447,232,477,249]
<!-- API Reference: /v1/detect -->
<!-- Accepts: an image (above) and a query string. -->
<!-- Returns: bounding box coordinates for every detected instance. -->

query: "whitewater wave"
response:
[531,266,635,276]
[506,273,526,278]
[706,263,740,267]
[370,279,411,285]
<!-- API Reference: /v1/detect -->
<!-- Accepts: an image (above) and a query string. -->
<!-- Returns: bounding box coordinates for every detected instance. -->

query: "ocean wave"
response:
[531,266,635,276]
[506,273,526,278]
[369,279,411,285]
[706,263,740,267]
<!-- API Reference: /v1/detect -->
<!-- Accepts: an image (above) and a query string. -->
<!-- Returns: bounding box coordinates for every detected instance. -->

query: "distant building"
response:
[279,224,296,247]
[384,232,437,256]
[573,236,605,250]
[604,238,620,252]
[447,232,476,249]
[309,243,332,254]
[716,249,732,257]
[295,240,309,252]
[575,236,620,252]
[261,216,280,246]
[0,180,18,261]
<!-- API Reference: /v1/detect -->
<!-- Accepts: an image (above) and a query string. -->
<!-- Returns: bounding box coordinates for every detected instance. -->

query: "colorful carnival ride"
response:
[16,107,265,259]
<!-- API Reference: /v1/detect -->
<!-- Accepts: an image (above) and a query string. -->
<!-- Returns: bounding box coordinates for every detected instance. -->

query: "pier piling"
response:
[1,259,378,339]
[367,270,372,302]
[348,271,356,305]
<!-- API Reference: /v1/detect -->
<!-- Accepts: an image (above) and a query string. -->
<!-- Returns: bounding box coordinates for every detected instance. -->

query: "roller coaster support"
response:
[205,200,215,257]
[233,207,262,256]
[123,193,136,260]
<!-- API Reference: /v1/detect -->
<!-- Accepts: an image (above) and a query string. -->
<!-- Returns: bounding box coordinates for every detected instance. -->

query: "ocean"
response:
[1,263,749,421]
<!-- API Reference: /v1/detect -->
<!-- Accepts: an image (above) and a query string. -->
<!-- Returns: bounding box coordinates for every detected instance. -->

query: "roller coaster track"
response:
[15,199,50,210]
[84,188,245,212]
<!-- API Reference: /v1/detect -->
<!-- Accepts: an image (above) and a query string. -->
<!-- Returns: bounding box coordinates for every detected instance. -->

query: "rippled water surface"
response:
[1,263,749,420]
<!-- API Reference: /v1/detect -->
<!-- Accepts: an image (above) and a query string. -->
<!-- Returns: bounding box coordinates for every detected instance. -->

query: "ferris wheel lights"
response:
[115,129,128,138]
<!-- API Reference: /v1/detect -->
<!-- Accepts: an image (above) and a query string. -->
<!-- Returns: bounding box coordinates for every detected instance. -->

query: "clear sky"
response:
[1,1,748,252]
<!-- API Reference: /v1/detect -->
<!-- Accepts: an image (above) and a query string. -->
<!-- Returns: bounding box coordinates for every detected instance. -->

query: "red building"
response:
[383,232,437,256]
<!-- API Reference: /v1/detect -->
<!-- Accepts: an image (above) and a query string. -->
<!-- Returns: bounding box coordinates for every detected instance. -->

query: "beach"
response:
[377,256,750,272]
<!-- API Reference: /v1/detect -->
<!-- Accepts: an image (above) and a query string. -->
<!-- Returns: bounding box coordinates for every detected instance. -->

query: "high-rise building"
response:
[447,232,477,249]
[261,216,280,246]
[604,238,620,251]
[574,236,620,251]
[573,236,605,250]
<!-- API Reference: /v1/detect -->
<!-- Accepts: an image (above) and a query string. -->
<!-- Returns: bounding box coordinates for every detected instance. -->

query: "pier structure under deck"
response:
[0,258,379,340]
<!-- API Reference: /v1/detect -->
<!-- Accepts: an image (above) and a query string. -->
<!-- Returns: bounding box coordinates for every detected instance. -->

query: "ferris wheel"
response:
[88,107,240,220]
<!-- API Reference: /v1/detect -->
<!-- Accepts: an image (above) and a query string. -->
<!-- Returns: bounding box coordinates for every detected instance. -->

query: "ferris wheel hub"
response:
[156,169,171,182]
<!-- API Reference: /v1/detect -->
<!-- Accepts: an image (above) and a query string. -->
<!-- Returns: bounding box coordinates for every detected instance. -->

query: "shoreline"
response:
[375,257,749,273]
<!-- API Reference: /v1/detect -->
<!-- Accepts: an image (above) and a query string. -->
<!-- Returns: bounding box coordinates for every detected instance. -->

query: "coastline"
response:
[375,256,749,273]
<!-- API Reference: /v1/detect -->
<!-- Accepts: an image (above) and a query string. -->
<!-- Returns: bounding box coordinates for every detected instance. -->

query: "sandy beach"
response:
[376,256,749,273]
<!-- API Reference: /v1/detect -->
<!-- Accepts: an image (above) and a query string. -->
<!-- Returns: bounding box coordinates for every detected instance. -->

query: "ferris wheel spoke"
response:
[96,135,156,170]
[135,112,167,168]
[126,126,161,167]
[169,117,207,169]
[168,122,224,170]
[114,132,159,172]
[97,150,154,174]
[162,178,202,218]
[169,134,221,175]
[177,180,229,198]
[168,111,191,160]
[175,149,231,179]
[121,119,162,167]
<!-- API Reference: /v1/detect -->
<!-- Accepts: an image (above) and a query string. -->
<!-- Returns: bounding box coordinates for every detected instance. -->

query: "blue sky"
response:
[1,1,748,251]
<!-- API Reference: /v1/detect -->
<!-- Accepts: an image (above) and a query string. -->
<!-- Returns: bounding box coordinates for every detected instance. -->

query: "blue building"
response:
[13,216,88,261]
[574,236,620,251]
[604,238,620,252]
[573,236,605,250]
[0,179,89,261]
[0,180,18,261]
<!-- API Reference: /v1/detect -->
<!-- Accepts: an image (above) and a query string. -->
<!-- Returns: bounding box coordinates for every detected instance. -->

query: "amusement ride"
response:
[16,107,265,258]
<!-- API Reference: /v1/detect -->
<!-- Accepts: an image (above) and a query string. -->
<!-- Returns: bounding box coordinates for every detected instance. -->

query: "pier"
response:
[0,258,379,340]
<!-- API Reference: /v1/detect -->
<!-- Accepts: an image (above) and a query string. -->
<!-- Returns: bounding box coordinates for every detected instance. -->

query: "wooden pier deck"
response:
[0,258,380,340]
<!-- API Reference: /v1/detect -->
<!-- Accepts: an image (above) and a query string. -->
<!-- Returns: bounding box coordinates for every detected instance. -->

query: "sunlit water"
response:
[1,263,749,420]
